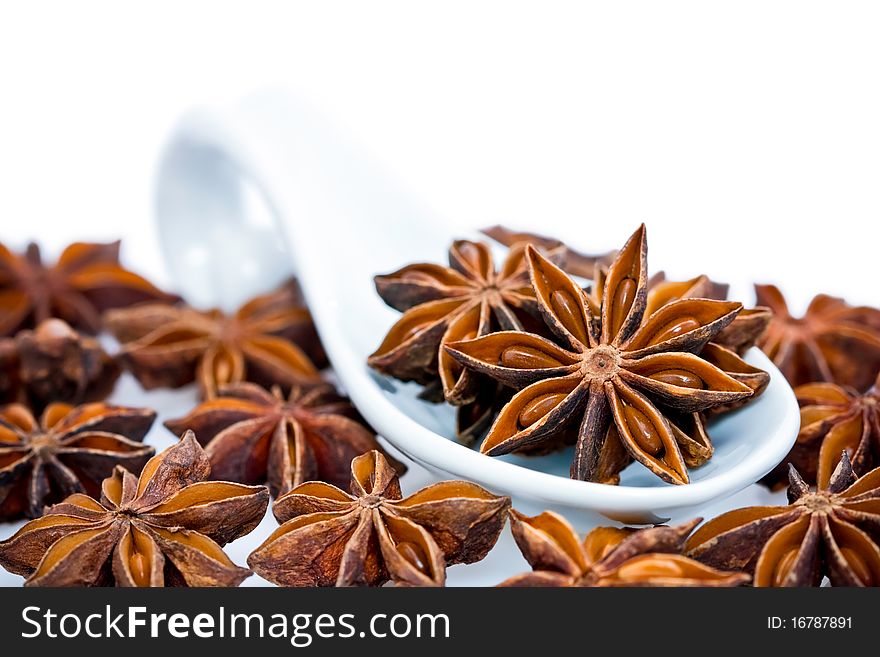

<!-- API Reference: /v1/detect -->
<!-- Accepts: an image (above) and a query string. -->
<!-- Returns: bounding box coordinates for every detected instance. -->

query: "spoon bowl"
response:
[155,90,800,524]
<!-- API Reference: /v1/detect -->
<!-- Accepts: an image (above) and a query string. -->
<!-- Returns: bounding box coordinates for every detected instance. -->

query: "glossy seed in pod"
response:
[130,553,150,587]
[610,278,637,338]
[617,556,685,580]
[647,318,700,345]
[519,393,567,428]
[215,357,234,386]
[397,541,430,576]
[650,369,704,389]
[500,345,562,369]
[550,290,588,344]
[623,405,663,455]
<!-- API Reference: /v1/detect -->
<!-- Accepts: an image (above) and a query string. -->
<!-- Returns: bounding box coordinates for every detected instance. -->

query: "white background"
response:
[1,1,878,586]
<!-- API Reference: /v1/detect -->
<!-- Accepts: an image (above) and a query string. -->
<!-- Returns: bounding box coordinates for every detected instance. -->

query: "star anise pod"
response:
[0,319,120,411]
[499,510,748,587]
[369,240,556,400]
[641,273,772,358]
[755,284,880,391]
[0,402,155,520]
[687,453,880,586]
[164,382,406,496]
[446,225,753,484]
[369,239,565,444]
[643,274,771,416]
[0,241,177,336]
[0,432,268,586]
[105,280,324,399]
[248,450,510,587]
[595,272,769,392]
[762,372,880,490]
[481,225,616,279]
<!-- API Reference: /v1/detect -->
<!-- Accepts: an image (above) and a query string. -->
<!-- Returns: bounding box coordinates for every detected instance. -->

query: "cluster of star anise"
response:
[370,225,770,485]
[0,239,372,516]
[5,224,880,590]
[753,286,880,490]
[0,238,420,587]
[0,239,332,409]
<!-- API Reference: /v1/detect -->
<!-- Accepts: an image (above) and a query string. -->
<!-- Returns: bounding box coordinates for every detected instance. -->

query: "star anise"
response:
[369,240,556,401]
[105,280,324,399]
[0,402,155,520]
[643,275,771,421]
[499,510,748,587]
[0,319,120,411]
[164,382,405,496]
[763,372,880,490]
[445,225,753,484]
[481,225,616,279]
[583,271,771,479]
[755,284,880,391]
[641,273,772,359]
[687,453,880,586]
[0,432,268,586]
[0,241,177,336]
[248,450,510,587]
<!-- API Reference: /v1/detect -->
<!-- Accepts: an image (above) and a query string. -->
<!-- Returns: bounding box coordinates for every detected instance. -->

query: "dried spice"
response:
[369,240,557,397]
[499,510,748,587]
[0,402,155,520]
[0,241,177,336]
[645,277,770,411]
[755,284,880,391]
[642,273,772,360]
[105,280,324,399]
[481,225,616,279]
[446,225,753,484]
[165,382,405,496]
[0,432,268,586]
[687,454,880,586]
[369,239,565,443]
[762,373,880,490]
[0,319,119,410]
[587,272,771,474]
[248,450,510,587]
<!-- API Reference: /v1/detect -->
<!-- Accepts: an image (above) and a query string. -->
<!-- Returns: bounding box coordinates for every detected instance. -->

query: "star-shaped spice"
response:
[369,240,558,402]
[0,433,268,586]
[248,450,510,587]
[105,280,324,399]
[446,225,753,484]
[763,373,880,490]
[0,402,155,520]
[0,319,120,411]
[584,271,771,478]
[755,284,880,391]
[640,273,772,361]
[0,241,177,336]
[499,510,748,587]
[687,454,880,586]
[164,382,405,496]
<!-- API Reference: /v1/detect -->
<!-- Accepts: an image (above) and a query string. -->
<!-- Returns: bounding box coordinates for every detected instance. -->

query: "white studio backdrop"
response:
[1,1,879,312]
[0,1,878,585]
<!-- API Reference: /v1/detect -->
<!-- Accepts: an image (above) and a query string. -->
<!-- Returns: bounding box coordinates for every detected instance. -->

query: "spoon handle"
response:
[155,89,458,312]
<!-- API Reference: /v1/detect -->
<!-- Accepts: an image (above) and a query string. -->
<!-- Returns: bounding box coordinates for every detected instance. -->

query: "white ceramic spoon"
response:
[154,90,799,525]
